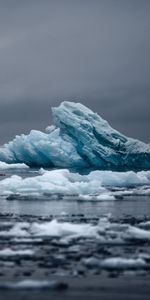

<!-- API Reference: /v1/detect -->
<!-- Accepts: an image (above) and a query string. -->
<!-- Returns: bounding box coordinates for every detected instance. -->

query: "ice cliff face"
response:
[0,101,150,170]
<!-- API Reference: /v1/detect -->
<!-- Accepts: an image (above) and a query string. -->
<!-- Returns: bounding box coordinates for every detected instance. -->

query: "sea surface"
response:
[0,168,150,300]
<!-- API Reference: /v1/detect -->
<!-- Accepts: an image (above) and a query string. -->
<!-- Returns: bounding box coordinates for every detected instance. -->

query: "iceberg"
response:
[0,101,150,170]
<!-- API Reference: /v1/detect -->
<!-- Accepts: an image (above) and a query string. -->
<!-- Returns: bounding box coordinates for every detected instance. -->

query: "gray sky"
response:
[0,0,150,144]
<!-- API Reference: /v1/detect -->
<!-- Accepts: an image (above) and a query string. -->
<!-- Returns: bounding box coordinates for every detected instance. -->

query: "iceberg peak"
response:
[0,101,150,170]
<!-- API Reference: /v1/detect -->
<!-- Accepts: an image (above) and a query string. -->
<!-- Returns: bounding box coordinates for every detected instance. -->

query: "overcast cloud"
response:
[0,0,150,143]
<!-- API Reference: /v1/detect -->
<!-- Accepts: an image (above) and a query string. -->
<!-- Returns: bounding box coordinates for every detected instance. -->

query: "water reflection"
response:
[0,196,150,218]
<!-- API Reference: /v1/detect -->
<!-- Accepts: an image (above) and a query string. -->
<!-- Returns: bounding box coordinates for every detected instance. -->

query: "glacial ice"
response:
[0,168,150,198]
[0,101,150,170]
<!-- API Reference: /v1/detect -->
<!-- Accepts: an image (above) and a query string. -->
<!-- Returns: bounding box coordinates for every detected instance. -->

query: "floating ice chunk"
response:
[0,101,150,169]
[101,257,146,269]
[0,220,99,240]
[78,194,115,200]
[87,170,150,187]
[0,169,150,198]
[30,219,99,239]
[0,169,108,197]
[0,222,30,237]
[0,161,29,170]
[138,253,150,260]
[0,280,68,290]
[1,217,150,246]
[125,226,150,241]
[139,221,150,229]
[0,248,34,256]
[84,257,146,269]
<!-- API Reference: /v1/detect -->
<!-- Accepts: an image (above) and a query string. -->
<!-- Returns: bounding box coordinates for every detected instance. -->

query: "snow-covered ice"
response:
[0,101,150,170]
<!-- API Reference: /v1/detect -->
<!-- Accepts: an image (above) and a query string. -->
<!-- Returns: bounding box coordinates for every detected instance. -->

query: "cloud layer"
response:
[0,0,150,143]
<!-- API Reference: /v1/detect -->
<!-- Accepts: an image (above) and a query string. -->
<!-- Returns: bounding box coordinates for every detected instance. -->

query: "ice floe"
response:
[84,257,146,270]
[1,216,150,244]
[0,168,150,198]
[0,248,34,256]
[0,216,150,274]
[0,161,29,170]
[0,279,68,290]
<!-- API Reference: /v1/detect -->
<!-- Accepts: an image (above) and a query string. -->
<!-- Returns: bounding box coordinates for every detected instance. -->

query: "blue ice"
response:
[0,101,150,170]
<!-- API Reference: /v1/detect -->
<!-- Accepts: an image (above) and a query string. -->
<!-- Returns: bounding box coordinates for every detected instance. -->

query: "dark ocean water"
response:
[1,195,150,218]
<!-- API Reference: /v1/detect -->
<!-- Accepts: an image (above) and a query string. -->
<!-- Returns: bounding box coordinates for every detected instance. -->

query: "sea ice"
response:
[0,169,108,197]
[30,219,99,239]
[0,161,29,170]
[100,257,146,269]
[0,168,150,198]
[84,257,146,270]
[125,226,150,241]
[0,248,34,256]
[0,279,68,290]
[1,217,150,245]
[0,101,149,170]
